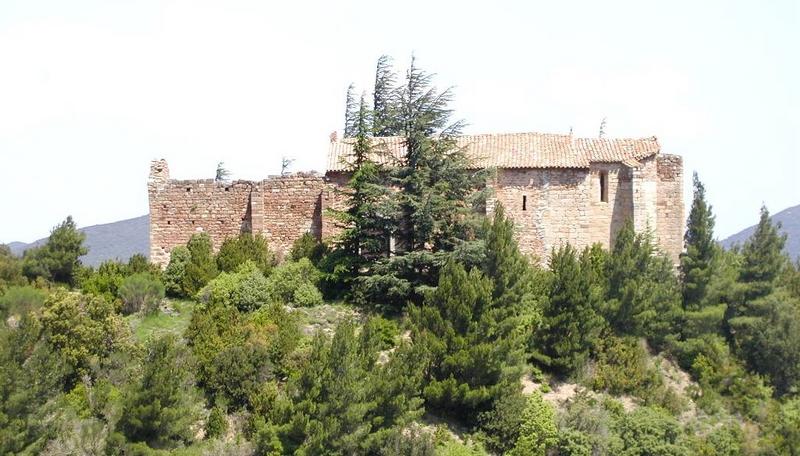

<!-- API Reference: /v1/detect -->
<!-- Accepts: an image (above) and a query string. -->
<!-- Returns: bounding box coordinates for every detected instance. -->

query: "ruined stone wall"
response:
[258,174,326,258]
[149,152,684,268]
[320,172,349,242]
[148,160,253,266]
[148,160,328,266]
[656,154,684,264]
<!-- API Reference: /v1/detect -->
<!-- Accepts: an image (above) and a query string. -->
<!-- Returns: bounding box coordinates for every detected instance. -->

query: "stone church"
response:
[148,132,683,267]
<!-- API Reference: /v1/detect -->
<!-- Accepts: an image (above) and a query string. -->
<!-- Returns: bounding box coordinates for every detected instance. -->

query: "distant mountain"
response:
[721,204,800,261]
[7,215,149,268]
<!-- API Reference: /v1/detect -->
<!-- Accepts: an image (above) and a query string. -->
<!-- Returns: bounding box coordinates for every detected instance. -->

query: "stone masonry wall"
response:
[149,153,684,268]
[656,154,684,264]
[259,174,326,258]
[148,160,328,266]
[490,168,592,262]
[148,160,253,266]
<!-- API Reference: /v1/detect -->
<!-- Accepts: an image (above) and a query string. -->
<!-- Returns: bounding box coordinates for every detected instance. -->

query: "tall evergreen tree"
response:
[681,172,718,310]
[343,83,358,138]
[739,205,787,300]
[372,55,399,136]
[325,95,396,295]
[22,216,87,285]
[534,245,605,375]
[118,335,200,448]
[409,260,526,427]
[605,221,682,345]
[351,56,485,309]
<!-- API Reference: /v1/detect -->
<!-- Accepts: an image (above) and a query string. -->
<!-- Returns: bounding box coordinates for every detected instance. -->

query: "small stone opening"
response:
[522,195,527,211]
[186,187,191,192]
[599,171,609,203]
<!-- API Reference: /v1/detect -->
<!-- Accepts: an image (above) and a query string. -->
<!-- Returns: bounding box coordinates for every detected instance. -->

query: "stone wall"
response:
[148,160,253,266]
[148,153,684,268]
[148,160,328,266]
[656,154,684,264]
[258,174,326,258]
[588,163,634,249]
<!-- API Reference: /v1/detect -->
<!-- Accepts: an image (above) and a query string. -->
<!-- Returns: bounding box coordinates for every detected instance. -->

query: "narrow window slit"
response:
[522,195,527,211]
[600,171,609,202]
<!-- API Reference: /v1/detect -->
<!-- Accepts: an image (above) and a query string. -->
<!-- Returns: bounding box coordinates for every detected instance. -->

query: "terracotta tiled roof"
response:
[326,132,660,172]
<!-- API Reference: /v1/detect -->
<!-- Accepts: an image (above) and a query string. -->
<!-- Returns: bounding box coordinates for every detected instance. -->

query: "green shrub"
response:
[508,391,558,456]
[266,258,323,307]
[590,336,659,396]
[216,233,274,274]
[78,260,127,302]
[362,316,399,351]
[289,232,328,264]
[163,246,190,298]
[0,285,46,319]
[291,282,324,307]
[181,233,219,297]
[206,406,228,439]
[119,273,165,315]
[0,244,24,288]
[614,406,687,456]
[198,261,271,312]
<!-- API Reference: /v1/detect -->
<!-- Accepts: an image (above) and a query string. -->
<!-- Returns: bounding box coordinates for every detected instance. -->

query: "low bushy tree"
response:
[198,261,271,312]
[266,258,323,307]
[508,391,558,456]
[118,334,200,448]
[163,246,190,297]
[22,216,87,285]
[181,233,218,297]
[119,273,165,314]
[535,244,605,375]
[409,260,526,428]
[39,289,128,381]
[216,233,274,274]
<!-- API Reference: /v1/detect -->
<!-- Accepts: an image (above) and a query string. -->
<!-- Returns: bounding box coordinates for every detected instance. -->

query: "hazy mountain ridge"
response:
[721,204,799,261]
[7,215,149,268]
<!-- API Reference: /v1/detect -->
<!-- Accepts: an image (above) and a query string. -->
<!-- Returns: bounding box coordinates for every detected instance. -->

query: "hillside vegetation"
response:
[1,56,799,455]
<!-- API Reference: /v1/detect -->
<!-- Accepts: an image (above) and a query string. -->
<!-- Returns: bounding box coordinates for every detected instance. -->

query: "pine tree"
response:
[409,260,526,427]
[482,204,548,354]
[343,83,358,138]
[373,55,399,136]
[739,205,787,300]
[325,95,397,296]
[535,245,605,375]
[119,335,199,448]
[681,172,718,310]
[356,57,484,308]
[22,216,87,285]
[605,221,682,345]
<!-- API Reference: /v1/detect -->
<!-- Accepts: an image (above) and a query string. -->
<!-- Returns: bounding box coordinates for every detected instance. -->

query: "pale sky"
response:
[1,0,798,244]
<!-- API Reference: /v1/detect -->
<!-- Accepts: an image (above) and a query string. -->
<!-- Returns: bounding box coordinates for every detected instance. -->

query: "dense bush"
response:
[198,260,271,312]
[508,391,558,456]
[181,233,219,297]
[216,232,274,274]
[163,246,190,297]
[118,335,200,449]
[22,216,87,285]
[206,406,228,439]
[119,273,165,314]
[266,258,323,306]
[0,244,25,289]
[78,260,128,302]
[0,285,46,319]
[289,232,328,264]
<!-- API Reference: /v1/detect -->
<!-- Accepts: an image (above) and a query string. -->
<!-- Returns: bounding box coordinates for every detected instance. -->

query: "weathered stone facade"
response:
[148,132,684,267]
